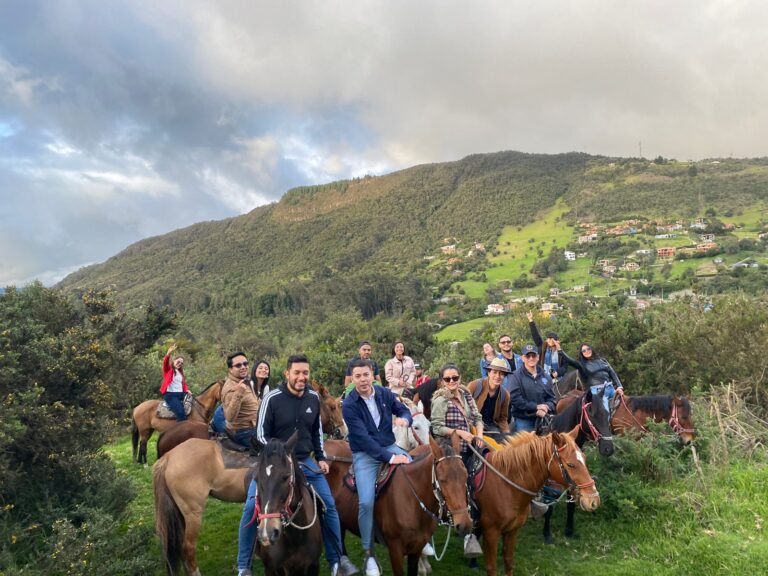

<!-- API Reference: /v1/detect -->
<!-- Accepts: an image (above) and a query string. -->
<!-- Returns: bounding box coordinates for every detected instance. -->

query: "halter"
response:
[580,401,613,444]
[398,452,467,527]
[668,401,695,437]
[250,456,318,531]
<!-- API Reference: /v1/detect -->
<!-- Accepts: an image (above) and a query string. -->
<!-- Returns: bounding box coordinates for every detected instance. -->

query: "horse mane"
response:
[400,396,416,410]
[550,393,583,432]
[435,437,457,458]
[490,432,551,478]
[627,395,685,416]
[197,379,224,395]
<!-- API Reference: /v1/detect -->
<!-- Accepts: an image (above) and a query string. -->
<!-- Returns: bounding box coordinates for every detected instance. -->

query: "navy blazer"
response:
[342,386,412,462]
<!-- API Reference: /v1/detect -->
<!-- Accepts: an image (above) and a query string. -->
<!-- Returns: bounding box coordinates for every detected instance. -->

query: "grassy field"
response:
[434,317,498,342]
[112,411,768,576]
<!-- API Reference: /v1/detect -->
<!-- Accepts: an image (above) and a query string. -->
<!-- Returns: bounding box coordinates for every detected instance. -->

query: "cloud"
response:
[1,0,768,285]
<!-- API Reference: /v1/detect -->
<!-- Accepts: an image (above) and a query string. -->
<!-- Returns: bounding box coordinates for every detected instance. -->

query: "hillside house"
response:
[564,250,576,261]
[696,242,718,252]
[657,247,676,258]
[540,302,559,313]
[758,232,768,240]
[621,262,641,272]
[474,243,486,252]
[598,258,611,267]
[655,233,677,239]
[572,285,586,292]
[578,252,589,258]
[441,244,457,255]
[713,257,724,264]
[629,285,637,297]
[635,249,652,256]
[578,234,598,244]
[549,287,561,297]
[701,233,715,242]
[603,265,617,274]
[723,223,736,230]
[485,304,506,316]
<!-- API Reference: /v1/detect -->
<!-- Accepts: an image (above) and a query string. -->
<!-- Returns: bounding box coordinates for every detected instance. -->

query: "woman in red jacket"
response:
[160,343,189,421]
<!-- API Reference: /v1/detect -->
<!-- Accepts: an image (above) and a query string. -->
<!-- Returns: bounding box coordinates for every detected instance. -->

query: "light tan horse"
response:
[132,380,224,465]
[474,428,601,576]
[153,438,255,575]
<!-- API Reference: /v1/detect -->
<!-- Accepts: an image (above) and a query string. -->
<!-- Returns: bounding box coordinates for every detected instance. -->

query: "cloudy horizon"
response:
[2,1,768,286]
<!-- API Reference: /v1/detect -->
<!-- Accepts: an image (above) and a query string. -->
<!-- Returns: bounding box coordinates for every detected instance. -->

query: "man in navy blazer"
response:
[342,358,413,576]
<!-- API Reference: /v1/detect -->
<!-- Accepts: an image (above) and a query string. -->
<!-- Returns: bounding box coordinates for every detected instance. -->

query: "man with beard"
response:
[235,355,359,576]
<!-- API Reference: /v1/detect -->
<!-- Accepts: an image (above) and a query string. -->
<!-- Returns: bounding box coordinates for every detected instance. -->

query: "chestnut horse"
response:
[155,382,348,458]
[251,434,323,575]
[153,438,255,575]
[132,380,223,465]
[558,392,697,445]
[474,428,601,576]
[325,436,473,576]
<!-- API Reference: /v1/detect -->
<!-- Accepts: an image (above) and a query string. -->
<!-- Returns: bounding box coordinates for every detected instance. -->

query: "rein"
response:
[580,402,612,443]
[250,456,319,531]
[397,453,466,527]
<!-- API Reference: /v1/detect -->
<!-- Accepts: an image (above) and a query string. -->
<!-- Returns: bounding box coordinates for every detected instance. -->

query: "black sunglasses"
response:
[442,376,461,383]
[581,348,592,353]
[499,339,512,344]
[232,361,249,369]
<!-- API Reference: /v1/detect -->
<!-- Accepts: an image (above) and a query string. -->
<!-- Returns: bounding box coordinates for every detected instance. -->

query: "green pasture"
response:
[434,316,497,342]
[719,203,768,229]
[110,423,768,576]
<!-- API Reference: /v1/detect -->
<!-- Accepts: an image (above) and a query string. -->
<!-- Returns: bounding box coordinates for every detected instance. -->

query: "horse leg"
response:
[543,506,555,545]
[482,526,500,576]
[387,541,405,576]
[181,511,203,576]
[407,553,420,576]
[565,501,576,538]
[140,429,153,466]
[501,528,520,576]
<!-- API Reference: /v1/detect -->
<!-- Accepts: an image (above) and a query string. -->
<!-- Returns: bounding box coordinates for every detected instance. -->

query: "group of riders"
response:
[159,312,626,576]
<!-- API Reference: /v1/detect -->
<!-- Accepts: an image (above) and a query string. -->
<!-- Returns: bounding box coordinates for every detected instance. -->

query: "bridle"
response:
[249,455,318,531]
[668,401,695,437]
[580,401,613,444]
[548,442,599,501]
[398,451,468,527]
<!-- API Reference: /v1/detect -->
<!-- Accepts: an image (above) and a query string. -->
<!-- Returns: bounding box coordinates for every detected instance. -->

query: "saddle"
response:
[343,463,397,496]
[156,393,193,419]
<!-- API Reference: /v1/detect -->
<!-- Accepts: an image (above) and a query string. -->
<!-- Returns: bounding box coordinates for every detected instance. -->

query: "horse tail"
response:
[153,457,184,575]
[131,414,139,462]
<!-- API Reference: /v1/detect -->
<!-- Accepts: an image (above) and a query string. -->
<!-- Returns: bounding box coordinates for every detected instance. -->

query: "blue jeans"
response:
[514,417,536,434]
[238,479,259,570]
[211,405,226,434]
[233,427,259,447]
[237,458,344,570]
[300,458,343,567]
[163,392,186,421]
[352,444,411,551]
[591,383,616,414]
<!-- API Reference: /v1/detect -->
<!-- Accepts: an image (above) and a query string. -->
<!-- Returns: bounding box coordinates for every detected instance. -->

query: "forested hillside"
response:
[58,153,768,340]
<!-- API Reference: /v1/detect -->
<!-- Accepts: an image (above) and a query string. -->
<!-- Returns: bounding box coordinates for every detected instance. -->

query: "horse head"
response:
[670,395,696,445]
[254,432,299,547]
[395,398,430,450]
[429,437,472,536]
[549,428,601,513]
[585,388,615,457]
[314,382,348,440]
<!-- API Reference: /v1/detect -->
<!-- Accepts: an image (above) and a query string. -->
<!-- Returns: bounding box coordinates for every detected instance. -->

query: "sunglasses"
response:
[232,361,249,369]
[442,376,461,383]
[581,348,592,353]
[524,353,538,358]
[499,340,512,345]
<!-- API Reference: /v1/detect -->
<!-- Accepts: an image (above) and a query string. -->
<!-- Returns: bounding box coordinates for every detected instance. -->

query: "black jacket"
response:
[256,382,325,461]
[560,351,623,390]
[508,366,557,420]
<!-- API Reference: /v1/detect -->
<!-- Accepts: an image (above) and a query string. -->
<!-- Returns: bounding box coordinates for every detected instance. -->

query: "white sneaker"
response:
[421,542,435,556]
[331,563,339,576]
[364,555,380,576]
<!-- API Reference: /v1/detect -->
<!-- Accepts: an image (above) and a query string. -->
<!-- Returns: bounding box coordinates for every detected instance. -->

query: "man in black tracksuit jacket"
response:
[235,355,358,576]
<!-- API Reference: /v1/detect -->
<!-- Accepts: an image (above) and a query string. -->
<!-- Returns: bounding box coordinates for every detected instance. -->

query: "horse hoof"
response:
[544,535,556,545]
[565,531,577,539]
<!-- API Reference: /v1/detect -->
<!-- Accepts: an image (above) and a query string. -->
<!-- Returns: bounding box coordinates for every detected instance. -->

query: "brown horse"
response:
[133,380,223,465]
[153,438,255,575]
[252,434,323,575]
[474,429,601,576]
[325,436,473,576]
[558,392,697,445]
[155,382,347,458]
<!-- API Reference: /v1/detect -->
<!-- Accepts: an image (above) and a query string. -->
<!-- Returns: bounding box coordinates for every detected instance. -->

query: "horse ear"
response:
[550,430,564,446]
[417,400,424,413]
[567,424,580,441]
[585,388,593,402]
[249,436,264,457]
[286,431,299,454]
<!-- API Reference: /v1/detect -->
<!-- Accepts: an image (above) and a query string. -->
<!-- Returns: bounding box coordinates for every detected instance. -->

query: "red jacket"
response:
[160,354,189,394]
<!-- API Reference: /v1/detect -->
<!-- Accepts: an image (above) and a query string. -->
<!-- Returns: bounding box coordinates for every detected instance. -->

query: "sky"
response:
[2,1,768,286]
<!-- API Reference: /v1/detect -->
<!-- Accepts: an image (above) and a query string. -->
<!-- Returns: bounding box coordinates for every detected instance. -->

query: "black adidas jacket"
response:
[256,382,325,461]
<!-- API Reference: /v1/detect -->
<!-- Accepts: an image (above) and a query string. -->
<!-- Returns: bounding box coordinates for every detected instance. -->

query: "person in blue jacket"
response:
[507,344,556,433]
[342,358,413,576]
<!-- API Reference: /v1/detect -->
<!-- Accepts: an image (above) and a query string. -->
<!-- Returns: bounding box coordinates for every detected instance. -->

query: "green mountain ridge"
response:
[58,151,768,330]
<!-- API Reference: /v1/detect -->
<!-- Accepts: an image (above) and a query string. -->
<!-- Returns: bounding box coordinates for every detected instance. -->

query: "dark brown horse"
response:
[325,436,473,576]
[474,428,600,576]
[153,438,255,575]
[558,392,697,445]
[155,382,347,458]
[132,380,223,465]
[251,434,322,575]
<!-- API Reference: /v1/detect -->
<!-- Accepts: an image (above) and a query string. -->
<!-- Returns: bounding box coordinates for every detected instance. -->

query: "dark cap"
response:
[414,363,422,369]
[521,344,539,356]
[546,331,558,340]
[359,340,371,348]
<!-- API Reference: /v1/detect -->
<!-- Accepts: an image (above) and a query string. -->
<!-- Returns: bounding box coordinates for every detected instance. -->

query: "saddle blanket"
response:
[156,393,193,419]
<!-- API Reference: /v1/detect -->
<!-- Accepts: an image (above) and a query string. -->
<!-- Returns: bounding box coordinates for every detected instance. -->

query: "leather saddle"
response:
[343,464,397,496]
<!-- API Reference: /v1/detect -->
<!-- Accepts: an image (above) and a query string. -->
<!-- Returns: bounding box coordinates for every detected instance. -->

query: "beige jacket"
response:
[221,375,260,431]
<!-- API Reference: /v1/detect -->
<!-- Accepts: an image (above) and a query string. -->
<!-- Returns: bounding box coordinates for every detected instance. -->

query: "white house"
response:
[484,303,506,315]
[564,250,576,261]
